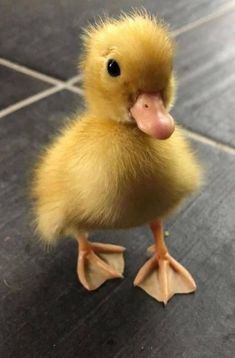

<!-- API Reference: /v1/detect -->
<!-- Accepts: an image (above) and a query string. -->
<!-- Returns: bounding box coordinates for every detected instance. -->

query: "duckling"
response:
[32,12,202,304]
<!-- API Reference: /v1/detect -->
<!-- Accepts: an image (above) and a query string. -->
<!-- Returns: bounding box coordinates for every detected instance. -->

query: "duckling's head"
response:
[81,12,176,139]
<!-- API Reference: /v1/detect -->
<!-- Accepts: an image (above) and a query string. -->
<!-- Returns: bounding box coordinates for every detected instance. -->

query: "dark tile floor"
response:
[0,64,52,109]
[0,1,235,358]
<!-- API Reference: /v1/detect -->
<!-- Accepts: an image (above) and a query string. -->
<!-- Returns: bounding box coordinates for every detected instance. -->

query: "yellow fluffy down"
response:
[31,12,202,243]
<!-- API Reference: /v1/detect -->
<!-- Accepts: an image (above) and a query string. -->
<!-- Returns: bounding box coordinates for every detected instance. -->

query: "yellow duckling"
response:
[32,12,202,304]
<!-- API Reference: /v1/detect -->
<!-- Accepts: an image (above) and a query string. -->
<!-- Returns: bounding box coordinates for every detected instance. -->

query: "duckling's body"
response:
[34,116,200,238]
[32,12,202,304]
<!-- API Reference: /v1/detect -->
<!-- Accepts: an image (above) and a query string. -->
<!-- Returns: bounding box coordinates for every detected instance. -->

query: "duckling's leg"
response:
[76,233,125,290]
[134,220,196,304]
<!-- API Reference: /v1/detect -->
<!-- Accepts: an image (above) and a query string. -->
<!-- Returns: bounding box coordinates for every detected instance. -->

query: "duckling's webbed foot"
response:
[76,234,125,290]
[134,221,196,304]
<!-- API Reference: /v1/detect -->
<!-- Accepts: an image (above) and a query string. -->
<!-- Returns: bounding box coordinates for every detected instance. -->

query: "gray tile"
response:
[173,10,235,147]
[0,89,234,357]
[73,78,82,88]
[0,0,231,80]
[0,64,51,110]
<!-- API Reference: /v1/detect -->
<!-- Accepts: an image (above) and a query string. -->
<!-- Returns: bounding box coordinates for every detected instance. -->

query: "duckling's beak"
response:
[130,93,175,139]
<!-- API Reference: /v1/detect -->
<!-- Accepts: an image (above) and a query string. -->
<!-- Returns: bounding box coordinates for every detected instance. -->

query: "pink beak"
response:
[130,93,175,139]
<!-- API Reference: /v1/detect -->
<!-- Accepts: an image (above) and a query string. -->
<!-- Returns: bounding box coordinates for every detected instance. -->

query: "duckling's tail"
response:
[33,202,65,246]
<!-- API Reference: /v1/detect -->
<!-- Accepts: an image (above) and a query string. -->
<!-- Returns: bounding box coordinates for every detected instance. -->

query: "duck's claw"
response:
[134,253,196,304]
[77,242,125,290]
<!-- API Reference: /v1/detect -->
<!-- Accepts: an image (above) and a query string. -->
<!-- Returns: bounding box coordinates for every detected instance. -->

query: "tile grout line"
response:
[0,85,65,118]
[172,0,235,37]
[0,58,64,86]
[0,59,83,87]
[1,0,234,90]
[66,74,83,85]
[0,80,86,118]
[66,85,84,95]
[183,129,235,155]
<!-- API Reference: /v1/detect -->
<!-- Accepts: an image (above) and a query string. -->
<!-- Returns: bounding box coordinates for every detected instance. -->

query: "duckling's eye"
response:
[107,59,121,77]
